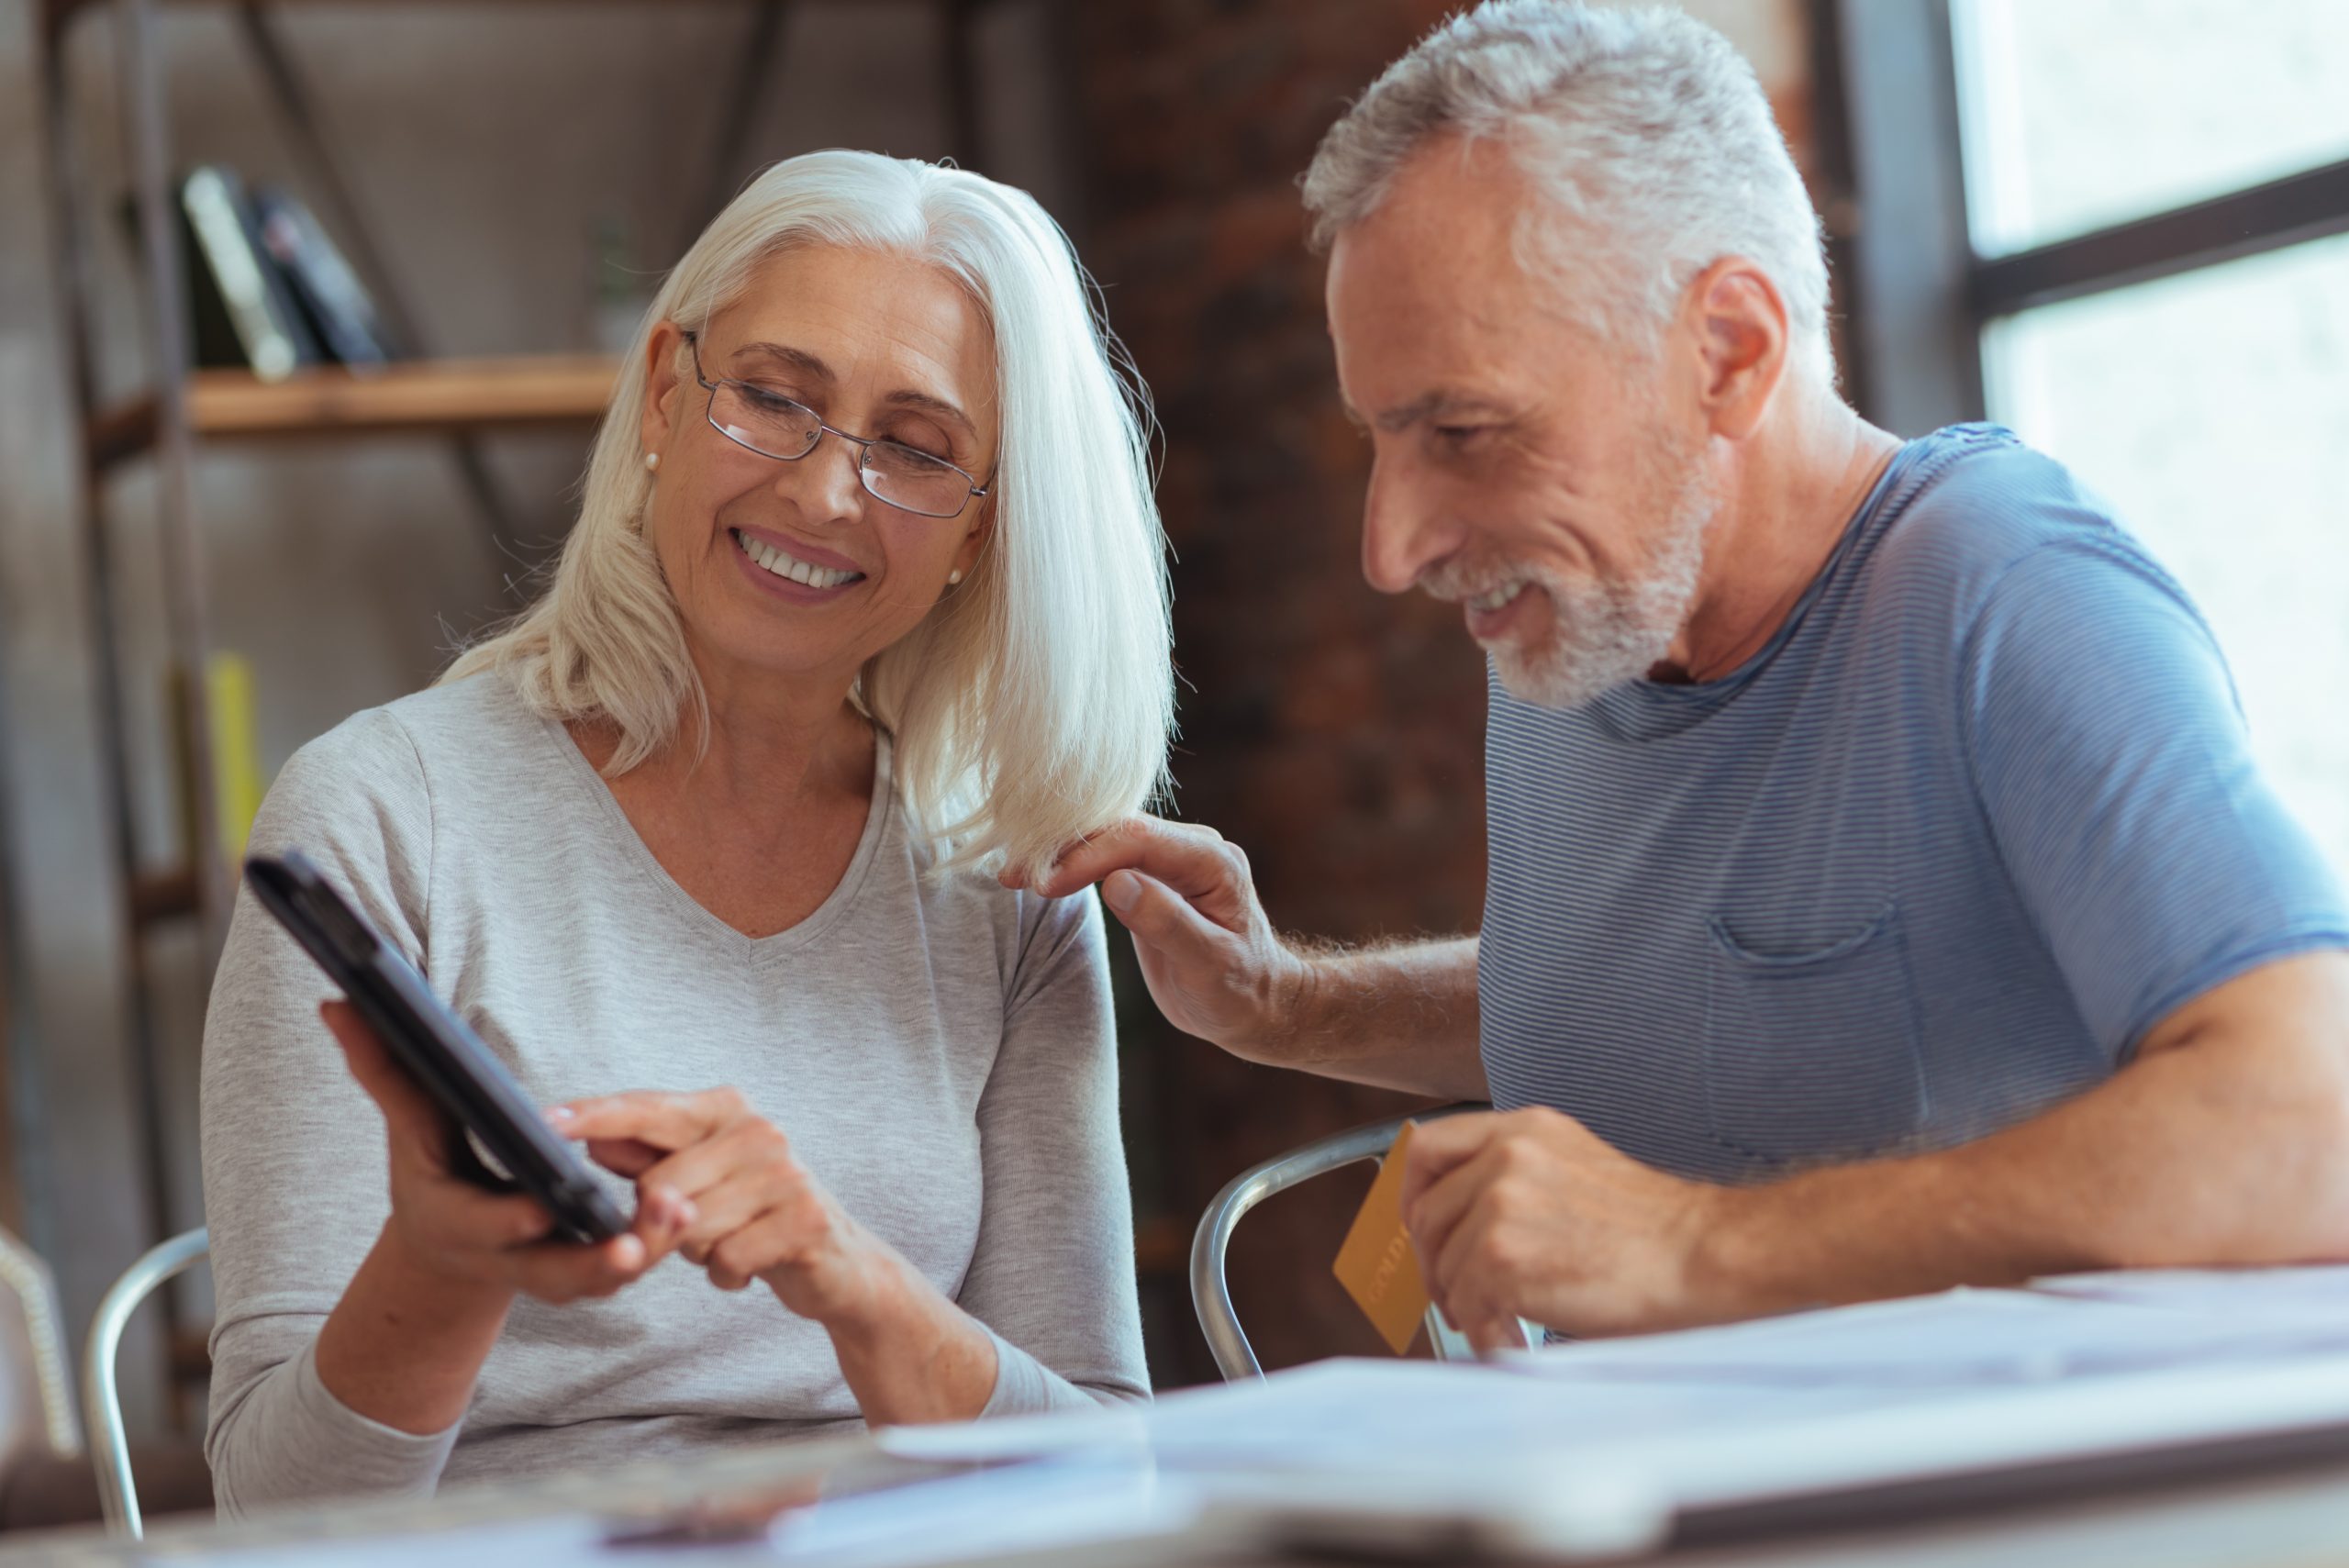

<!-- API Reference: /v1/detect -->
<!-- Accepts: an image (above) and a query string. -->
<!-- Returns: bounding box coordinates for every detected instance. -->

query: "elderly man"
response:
[1023,0,2349,1350]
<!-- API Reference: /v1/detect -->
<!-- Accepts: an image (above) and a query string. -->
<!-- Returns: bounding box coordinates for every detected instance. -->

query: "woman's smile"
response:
[727,525,867,604]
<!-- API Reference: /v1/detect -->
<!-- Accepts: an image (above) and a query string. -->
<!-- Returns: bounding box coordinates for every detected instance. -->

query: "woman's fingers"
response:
[582,1136,666,1178]
[634,1117,788,1208]
[322,1000,446,1140]
[324,1001,474,1184]
[551,1087,744,1152]
[507,1232,651,1303]
[621,1184,696,1267]
[668,1169,786,1264]
[705,1206,817,1293]
[440,1184,562,1250]
[497,1186,695,1304]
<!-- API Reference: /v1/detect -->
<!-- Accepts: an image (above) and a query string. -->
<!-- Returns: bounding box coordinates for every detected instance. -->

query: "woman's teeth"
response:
[1470,581,1525,614]
[733,530,863,590]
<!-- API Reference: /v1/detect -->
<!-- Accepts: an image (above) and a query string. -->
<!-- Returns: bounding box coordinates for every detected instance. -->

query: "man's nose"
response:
[1359,461,1460,595]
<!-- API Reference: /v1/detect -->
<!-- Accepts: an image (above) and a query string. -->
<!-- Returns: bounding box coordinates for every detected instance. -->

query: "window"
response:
[1845,0,2349,880]
[1954,0,2349,254]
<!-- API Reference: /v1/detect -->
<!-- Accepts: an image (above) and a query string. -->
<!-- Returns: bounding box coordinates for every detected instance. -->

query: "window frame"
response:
[1832,0,2349,434]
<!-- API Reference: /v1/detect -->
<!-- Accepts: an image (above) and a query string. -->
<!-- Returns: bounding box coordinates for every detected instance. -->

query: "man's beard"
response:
[1436,451,1718,712]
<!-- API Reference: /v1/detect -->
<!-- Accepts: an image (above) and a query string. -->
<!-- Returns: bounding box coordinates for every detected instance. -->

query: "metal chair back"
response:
[0,1225,82,1464]
[1189,1104,1487,1380]
[83,1227,208,1539]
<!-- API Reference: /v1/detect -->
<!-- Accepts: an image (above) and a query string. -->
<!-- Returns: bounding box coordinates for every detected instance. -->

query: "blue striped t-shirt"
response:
[1480,424,2349,1183]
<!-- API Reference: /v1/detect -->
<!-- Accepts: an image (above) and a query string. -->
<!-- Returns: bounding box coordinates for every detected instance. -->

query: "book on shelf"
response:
[170,165,396,381]
[252,183,396,371]
[179,164,318,381]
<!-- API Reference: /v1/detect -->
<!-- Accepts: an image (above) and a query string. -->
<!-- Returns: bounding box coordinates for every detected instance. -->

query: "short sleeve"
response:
[1962,537,2349,1056]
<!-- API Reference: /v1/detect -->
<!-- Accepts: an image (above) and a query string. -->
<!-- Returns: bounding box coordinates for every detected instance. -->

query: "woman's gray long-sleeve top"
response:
[199,673,1147,1517]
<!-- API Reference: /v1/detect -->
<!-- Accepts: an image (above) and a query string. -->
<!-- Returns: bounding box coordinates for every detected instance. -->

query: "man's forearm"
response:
[1696,1020,2349,1318]
[1261,935,1486,1099]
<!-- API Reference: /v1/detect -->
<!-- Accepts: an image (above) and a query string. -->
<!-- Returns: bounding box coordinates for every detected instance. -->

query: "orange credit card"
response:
[1331,1121,1431,1354]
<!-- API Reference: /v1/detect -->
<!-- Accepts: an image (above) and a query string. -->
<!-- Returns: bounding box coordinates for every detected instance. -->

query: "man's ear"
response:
[1685,258,1789,442]
[638,320,688,460]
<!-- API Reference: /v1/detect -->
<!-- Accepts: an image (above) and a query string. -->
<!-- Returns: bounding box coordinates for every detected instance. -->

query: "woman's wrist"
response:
[813,1242,996,1424]
[316,1224,515,1436]
[375,1217,521,1305]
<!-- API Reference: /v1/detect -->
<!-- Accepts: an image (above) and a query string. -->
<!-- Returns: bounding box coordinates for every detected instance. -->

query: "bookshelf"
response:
[86,356,621,475]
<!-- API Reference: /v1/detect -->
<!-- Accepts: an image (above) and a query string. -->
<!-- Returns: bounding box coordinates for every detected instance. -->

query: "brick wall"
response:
[1066,0,1830,1385]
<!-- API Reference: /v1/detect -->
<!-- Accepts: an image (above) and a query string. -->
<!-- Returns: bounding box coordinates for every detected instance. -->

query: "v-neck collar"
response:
[534,695,895,958]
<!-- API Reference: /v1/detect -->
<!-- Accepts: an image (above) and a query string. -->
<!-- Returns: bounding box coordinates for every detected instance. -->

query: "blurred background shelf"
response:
[86,355,622,473]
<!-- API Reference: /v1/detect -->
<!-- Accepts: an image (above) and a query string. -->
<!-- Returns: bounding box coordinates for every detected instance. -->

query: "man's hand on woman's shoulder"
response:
[1009,816,1487,1100]
[1008,816,1308,1061]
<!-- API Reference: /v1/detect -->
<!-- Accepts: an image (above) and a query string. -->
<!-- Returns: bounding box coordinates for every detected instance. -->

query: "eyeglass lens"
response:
[709,384,973,518]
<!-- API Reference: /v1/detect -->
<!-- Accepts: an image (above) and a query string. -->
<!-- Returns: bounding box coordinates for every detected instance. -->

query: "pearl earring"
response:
[947,568,963,585]
[643,451,660,473]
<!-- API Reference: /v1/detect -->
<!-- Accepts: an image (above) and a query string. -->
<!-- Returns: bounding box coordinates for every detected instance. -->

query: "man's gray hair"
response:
[1303,1,1831,372]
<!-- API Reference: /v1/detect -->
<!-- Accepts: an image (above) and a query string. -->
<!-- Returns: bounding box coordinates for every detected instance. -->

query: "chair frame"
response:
[83,1225,208,1539]
[1189,1103,1488,1381]
[0,1226,83,1459]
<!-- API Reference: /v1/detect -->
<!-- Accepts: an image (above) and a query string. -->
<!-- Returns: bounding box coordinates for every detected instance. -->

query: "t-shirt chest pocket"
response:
[1702,900,1928,1165]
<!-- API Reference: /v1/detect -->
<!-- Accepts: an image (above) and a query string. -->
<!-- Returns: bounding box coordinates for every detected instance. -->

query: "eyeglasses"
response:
[682,331,991,520]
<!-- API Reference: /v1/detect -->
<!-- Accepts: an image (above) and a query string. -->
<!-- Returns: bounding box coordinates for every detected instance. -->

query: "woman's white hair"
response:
[1302,0,1831,375]
[444,149,1172,878]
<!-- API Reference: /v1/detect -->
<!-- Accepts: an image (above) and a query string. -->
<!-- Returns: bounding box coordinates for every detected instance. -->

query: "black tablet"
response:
[245,850,628,1244]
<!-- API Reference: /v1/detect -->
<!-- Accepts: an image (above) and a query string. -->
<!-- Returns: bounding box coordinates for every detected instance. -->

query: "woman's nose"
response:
[774,429,868,525]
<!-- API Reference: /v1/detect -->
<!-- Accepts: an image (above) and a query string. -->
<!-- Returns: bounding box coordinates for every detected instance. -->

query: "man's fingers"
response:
[1098,869,1238,958]
[1430,1199,1513,1347]
[1468,1313,1530,1358]
[1025,818,1241,904]
[1397,1112,1501,1225]
[1411,1144,1509,1300]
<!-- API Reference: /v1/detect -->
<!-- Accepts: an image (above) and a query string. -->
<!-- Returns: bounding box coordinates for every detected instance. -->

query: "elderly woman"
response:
[198,150,1171,1514]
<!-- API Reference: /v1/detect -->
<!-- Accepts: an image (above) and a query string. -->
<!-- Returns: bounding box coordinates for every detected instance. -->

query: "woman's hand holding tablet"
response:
[319,1001,696,1303]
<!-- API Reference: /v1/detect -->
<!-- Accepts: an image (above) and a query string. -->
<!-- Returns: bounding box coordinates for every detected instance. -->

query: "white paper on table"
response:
[1119,1344,2349,1528]
[873,1402,1147,1463]
[169,1516,610,1567]
[1506,1284,2349,1387]
[1133,1359,1902,1471]
[763,1452,1197,1568]
[2031,1263,2349,1319]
